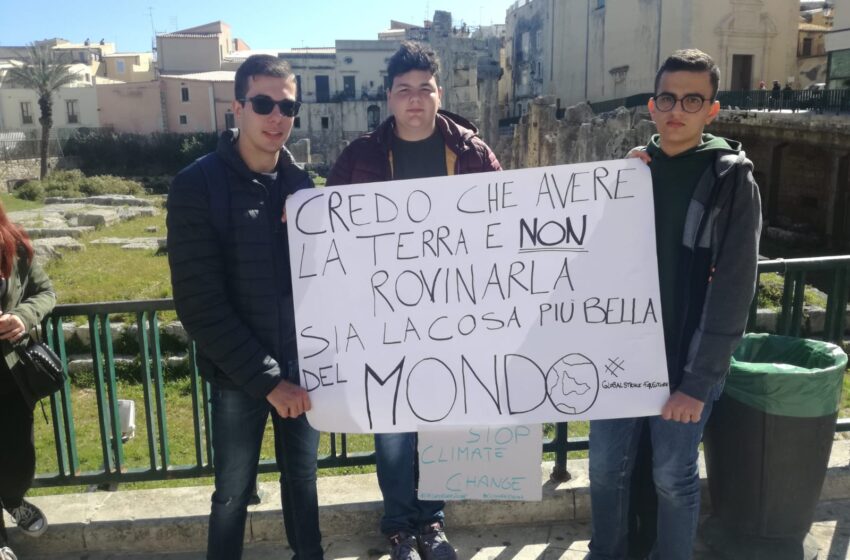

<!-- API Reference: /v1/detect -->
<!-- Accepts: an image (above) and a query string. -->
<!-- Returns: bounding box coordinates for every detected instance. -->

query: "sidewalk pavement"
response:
[7,440,850,559]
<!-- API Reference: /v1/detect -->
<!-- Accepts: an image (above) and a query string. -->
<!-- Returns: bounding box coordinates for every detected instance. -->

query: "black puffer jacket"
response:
[167,130,313,398]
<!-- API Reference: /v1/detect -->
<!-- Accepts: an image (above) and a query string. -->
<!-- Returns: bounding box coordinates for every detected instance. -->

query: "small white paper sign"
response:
[417,425,543,501]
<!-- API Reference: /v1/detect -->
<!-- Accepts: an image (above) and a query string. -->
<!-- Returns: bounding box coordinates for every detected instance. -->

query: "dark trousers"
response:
[207,386,322,560]
[0,387,36,545]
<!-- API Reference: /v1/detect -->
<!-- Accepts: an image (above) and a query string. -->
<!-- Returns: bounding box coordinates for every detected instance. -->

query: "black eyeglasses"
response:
[653,93,710,113]
[239,95,301,117]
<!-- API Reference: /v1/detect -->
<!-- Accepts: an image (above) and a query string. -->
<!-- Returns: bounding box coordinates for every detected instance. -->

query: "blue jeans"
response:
[588,385,720,560]
[374,432,445,536]
[208,382,322,560]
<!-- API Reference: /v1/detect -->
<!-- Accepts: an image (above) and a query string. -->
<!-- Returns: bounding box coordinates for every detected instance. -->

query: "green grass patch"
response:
[1,193,44,212]
[758,272,827,310]
[45,212,172,306]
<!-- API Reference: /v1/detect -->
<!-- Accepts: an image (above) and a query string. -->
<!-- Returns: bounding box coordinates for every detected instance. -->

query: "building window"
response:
[20,102,33,125]
[181,86,190,102]
[367,105,380,130]
[802,38,813,57]
[296,75,302,102]
[315,75,330,103]
[294,117,301,128]
[179,115,188,125]
[116,60,125,73]
[343,76,355,99]
[224,111,235,129]
[66,99,79,124]
[597,0,605,8]
[321,116,329,129]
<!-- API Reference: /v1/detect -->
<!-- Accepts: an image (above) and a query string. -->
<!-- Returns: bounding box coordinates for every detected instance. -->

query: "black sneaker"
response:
[0,546,17,560]
[389,531,421,560]
[419,522,457,560]
[8,500,47,537]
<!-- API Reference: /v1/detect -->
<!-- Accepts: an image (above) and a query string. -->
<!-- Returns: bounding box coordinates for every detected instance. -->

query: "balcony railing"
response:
[588,89,850,115]
[32,256,850,489]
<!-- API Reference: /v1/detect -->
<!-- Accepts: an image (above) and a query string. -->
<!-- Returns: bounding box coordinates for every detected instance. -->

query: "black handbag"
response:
[11,330,66,407]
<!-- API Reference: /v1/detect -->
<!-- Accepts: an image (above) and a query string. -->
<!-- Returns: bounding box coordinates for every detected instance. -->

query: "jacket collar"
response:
[373,109,480,156]
[215,128,309,190]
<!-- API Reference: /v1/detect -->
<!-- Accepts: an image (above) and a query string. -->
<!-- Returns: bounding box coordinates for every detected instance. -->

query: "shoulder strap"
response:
[197,153,230,241]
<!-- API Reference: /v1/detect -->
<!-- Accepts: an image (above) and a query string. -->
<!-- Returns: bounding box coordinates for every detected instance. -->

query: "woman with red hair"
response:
[0,201,56,560]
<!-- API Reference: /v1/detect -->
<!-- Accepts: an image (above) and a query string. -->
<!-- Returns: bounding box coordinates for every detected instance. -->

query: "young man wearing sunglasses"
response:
[327,41,500,560]
[587,49,762,559]
[167,54,322,560]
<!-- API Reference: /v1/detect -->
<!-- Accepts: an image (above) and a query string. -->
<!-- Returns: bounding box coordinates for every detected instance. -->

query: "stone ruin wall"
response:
[494,96,655,170]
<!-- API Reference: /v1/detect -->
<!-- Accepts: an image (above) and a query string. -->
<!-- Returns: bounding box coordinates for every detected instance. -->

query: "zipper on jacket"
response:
[672,164,724,379]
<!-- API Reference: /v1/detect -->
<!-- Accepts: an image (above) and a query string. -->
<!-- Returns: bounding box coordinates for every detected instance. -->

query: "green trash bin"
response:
[703,333,847,560]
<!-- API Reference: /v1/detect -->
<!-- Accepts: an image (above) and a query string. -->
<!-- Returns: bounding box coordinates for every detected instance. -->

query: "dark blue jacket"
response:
[167,130,313,398]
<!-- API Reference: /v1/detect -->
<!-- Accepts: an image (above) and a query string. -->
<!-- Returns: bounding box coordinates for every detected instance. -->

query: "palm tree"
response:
[6,44,78,179]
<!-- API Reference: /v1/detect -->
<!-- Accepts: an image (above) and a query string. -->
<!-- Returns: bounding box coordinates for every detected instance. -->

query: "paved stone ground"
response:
[16,499,850,560]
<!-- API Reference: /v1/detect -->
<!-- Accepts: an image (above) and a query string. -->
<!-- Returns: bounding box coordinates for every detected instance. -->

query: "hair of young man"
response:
[234,55,294,101]
[654,49,720,100]
[387,41,440,87]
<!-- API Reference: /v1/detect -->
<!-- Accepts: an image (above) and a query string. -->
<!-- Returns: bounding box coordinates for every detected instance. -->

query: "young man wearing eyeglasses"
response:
[327,41,500,560]
[167,54,322,560]
[587,49,762,560]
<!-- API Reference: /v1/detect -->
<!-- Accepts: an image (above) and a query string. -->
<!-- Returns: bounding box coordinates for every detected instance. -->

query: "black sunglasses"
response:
[239,95,301,117]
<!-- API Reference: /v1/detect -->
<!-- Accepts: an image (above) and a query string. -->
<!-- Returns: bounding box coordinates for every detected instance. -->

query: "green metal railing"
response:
[32,256,850,488]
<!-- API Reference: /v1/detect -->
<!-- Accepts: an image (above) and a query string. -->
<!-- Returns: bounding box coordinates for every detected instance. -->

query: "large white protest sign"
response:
[417,425,543,502]
[287,160,669,433]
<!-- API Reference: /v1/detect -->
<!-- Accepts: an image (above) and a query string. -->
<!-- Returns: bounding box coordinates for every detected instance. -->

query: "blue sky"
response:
[0,0,515,53]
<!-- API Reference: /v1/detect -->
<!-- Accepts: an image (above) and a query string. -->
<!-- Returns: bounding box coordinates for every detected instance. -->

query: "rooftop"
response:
[160,70,236,82]
[800,22,831,31]
[103,52,152,58]
[157,33,220,39]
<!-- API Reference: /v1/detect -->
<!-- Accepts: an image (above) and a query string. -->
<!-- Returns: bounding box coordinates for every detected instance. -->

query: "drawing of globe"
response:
[545,353,599,415]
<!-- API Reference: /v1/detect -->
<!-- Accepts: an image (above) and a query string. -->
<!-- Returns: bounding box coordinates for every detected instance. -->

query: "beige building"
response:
[156,21,236,75]
[50,39,116,80]
[0,62,98,131]
[826,0,850,88]
[102,52,156,82]
[96,81,163,134]
[160,71,236,133]
[502,0,799,115]
[798,22,830,87]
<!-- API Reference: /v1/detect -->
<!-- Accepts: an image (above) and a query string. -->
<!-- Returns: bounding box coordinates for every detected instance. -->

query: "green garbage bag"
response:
[724,333,847,418]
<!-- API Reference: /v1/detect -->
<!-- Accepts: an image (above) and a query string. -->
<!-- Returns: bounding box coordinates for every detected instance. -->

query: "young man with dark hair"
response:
[328,41,501,560]
[587,48,762,560]
[167,54,323,560]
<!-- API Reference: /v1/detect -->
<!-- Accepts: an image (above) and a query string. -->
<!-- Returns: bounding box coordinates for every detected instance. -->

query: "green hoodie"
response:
[645,133,742,354]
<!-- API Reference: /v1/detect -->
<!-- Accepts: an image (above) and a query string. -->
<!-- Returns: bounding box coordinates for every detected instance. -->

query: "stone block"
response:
[162,321,189,344]
[86,195,154,207]
[806,305,826,334]
[565,102,594,124]
[33,237,84,253]
[26,227,95,239]
[75,209,120,228]
[74,325,91,347]
[755,308,778,332]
